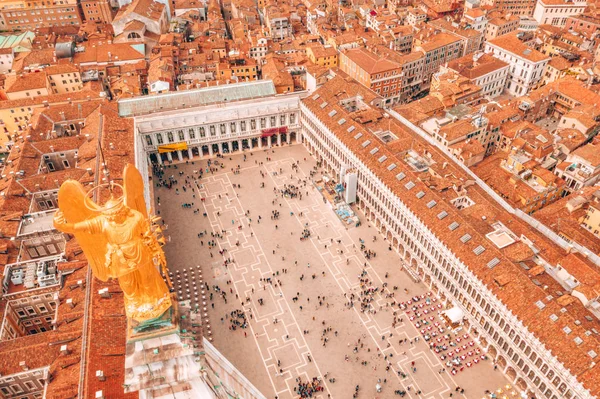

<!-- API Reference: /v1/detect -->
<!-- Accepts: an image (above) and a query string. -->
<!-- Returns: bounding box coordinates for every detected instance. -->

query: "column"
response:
[268,135,272,148]
[259,138,263,148]
[187,148,193,159]
[237,140,242,151]
[218,142,223,153]
[287,133,291,144]
[166,152,173,162]
[248,139,253,150]
[277,134,281,146]
[177,150,183,162]
[208,145,214,156]
[156,152,163,164]
[198,147,203,158]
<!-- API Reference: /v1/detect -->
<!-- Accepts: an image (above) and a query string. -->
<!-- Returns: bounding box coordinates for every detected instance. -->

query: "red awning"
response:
[261,127,288,137]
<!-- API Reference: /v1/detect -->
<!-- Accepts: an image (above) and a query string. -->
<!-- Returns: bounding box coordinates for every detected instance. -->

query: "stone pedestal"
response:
[123,298,266,399]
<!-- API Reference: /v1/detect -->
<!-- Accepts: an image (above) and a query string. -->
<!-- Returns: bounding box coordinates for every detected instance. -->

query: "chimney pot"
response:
[60,345,70,355]
[66,298,75,308]
[96,370,106,381]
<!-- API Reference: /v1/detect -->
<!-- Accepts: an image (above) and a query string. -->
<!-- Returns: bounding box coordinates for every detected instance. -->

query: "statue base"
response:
[127,296,179,342]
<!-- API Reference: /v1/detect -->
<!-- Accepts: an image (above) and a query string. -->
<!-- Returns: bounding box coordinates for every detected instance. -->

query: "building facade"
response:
[124,81,304,202]
[0,0,82,31]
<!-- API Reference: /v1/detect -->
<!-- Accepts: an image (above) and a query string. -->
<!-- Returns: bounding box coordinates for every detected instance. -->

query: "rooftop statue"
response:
[53,164,172,323]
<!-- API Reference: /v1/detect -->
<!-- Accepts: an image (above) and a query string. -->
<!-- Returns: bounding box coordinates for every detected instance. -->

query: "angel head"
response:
[101,195,131,223]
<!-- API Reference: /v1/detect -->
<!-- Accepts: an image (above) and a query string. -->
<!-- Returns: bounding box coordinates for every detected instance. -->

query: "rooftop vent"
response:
[563,326,572,335]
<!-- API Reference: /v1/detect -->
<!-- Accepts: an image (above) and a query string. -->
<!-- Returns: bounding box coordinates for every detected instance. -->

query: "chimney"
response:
[96,370,106,381]
[86,168,93,176]
[99,288,111,298]
[19,361,28,371]
[60,345,70,355]
[95,391,104,399]
[66,298,75,308]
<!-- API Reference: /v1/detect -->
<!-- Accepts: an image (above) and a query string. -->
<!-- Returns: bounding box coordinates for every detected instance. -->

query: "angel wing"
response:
[123,164,148,217]
[57,180,110,281]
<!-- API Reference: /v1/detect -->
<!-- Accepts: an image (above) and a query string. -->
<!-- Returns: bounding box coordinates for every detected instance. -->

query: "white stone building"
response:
[533,0,587,27]
[484,33,550,96]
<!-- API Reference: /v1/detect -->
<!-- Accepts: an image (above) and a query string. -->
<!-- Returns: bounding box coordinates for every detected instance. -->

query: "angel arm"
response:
[54,211,103,235]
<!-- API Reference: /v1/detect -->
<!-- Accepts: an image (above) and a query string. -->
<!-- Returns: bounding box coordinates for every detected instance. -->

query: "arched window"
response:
[128,32,141,39]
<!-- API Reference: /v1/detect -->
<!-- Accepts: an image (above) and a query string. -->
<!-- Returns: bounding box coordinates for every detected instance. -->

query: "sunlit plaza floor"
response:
[155,144,515,399]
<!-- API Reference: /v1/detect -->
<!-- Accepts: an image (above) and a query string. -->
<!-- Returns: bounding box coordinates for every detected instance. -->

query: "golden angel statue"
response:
[53,164,172,323]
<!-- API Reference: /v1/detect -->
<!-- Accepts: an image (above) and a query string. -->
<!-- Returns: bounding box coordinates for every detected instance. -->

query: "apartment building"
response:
[45,64,83,94]
[448,53,509,98]
[301,75,600,399]
[484,33,550,96]
[339,48,404,105]
[306,44,338,67]
[533,0,587,27]
[0,0,81,31]
[554,143,600,193]
[485,13,520,41]
[80,0,115,23]
[415,32,464,87]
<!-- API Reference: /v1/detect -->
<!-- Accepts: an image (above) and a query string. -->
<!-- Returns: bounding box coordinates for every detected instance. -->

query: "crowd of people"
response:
[152,147,499,399]
[294,377,324,398]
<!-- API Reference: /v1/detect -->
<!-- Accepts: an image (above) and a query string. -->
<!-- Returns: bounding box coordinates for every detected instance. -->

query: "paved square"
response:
[153,144,513,399]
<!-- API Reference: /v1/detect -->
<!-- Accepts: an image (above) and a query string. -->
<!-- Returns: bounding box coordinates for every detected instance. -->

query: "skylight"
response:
[460,234,471,243]
[348,126,356,133]
[328,110,337,117]
[320,102,328,108]
[416,191,425,199]
[370,147,379,155]
[362,140,371,148]
[449,222,459,231]
[427,200,437,209]
[396,172,406,180]
[378,155,387,163]
[312,94,320,100]
[387,163,397,171]
[487,257,500,269]
[437,211,448,220]
[338,118,346,125]
[473,245,486,255]
[405,181,415,190]
[354,132,362,139]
